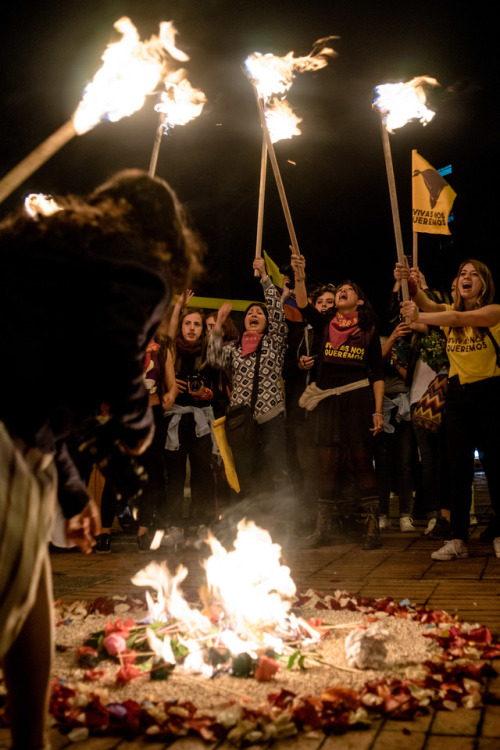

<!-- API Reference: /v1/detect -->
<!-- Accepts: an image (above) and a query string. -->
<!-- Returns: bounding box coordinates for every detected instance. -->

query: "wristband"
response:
[372,412,383,418]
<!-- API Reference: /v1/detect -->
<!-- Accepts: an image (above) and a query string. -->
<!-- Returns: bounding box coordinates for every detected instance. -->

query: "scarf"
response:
[328,311,360,349]
[241,331,264,357]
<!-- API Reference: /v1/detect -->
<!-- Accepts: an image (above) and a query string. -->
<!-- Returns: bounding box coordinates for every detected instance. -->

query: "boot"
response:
[361,497,381,550]
[301,500,333,548]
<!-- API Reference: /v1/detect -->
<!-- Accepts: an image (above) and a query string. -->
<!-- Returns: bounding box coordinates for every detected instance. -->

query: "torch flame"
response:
[154,75,207,131]
[373,75,439,133]
[244,37,337,101]
[264,99,302,143]
[73,17,192,134]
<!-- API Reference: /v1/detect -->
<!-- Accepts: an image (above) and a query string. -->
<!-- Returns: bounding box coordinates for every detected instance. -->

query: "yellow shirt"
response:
[443,305,500,384]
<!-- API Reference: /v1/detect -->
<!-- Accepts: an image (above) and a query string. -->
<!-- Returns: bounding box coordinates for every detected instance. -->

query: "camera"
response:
[178,371,205,392]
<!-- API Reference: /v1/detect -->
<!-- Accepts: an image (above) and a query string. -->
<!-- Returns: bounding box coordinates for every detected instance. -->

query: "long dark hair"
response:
[174,307,207,369]
[335,279,378,331]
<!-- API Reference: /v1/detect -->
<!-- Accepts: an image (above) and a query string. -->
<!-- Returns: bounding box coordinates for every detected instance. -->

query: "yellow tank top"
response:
[443,304,500,384]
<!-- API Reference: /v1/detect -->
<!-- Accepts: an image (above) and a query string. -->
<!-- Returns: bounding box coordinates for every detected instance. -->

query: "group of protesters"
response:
[2,168,500,750]
[92,242,500,563]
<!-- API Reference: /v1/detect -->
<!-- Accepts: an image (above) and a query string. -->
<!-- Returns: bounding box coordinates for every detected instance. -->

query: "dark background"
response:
[0,1,497,319]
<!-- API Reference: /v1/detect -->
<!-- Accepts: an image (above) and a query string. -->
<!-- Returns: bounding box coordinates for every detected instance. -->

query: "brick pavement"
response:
[3,470,498,749]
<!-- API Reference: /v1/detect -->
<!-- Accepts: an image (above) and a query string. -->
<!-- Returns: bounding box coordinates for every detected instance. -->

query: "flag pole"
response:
[412,231,418,268]
[379,114,409,302]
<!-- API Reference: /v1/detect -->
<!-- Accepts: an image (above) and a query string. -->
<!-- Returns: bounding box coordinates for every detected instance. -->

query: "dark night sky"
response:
[0,1,497,317]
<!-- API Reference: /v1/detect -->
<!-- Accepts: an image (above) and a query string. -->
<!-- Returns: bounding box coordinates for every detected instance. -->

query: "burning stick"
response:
[0,17,194,204]
[373,76,439,301]
[244,38,337,260]
[149,76,207,176]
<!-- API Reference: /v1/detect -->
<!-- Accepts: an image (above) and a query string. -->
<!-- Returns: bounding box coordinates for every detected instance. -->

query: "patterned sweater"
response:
[207,278,287,424]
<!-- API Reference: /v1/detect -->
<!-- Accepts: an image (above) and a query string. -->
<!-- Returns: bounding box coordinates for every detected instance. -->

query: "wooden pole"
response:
[254,136,267,276]
[252,88,300,255]
[0,119,77,205]
[379,114,409,302]
[149,112,166,177]
[412,231,418,269]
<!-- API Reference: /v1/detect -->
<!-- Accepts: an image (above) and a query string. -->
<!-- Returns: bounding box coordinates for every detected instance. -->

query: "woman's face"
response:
[335,284,361,313]
[181,312,204,342]
[244,305,267,333]
[457,263,484,305]
[315,291,335,313]
[206,315,216,333]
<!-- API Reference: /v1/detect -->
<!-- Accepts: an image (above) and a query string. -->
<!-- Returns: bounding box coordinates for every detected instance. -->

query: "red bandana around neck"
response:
[241,331,264,357]
[328,311,360,349]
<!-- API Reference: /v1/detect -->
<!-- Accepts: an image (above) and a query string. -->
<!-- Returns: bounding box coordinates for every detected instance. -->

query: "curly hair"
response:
[0,169,203,297]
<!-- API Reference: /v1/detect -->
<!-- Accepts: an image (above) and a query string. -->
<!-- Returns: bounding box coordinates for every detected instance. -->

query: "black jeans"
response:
[232,412,290,499]
[412,412,450,518]
[445,375,500,541]
[164,412,215,528]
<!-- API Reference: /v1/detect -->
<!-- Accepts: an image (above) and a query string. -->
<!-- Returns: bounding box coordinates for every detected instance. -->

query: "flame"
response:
[73,17,191,134]
[373,76,439,133]
[244,37,337,101]
[264,99,302,143]
[24,194,62,218]
[131,519,320,675]
[154,75,207,131]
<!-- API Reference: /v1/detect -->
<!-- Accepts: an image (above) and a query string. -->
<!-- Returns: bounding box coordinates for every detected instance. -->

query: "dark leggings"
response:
[317,442,378,503]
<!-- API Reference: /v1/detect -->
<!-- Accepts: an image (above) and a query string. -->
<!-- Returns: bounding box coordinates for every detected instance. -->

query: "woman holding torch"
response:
[207,257,290,530]
[398,259,500,560]
[291,254,385,550]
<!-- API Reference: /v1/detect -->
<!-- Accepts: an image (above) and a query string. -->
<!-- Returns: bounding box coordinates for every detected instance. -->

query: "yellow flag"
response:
[211,417,240,493]
[412,150,457,235]
[263,250,285,288]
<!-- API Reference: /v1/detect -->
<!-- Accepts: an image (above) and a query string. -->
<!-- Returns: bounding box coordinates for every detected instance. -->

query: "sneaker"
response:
[431,539,469,561]
[427,516,451,540]
[400,516,416,532]
[95,533,111,554]
[161,526,185,548]
[424,517,437,535]
[493,538,500,558]
[379,514,392,530]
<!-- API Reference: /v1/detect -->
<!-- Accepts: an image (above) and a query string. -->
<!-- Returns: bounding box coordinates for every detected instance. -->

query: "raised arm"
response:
[207,302,234,371]
[401,300,500,328]
[166,288,195,339]
[290,253,307,308]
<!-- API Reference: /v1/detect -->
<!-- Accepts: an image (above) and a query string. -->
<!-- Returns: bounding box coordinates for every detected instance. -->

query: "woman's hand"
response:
[253,257,268,279]
[215,302,232,331]
[394,262,410,282]
[177,288,194,308]
[298,354,316,370]
[290,253,306,281]
[175,377,188,394]
[162,390,176,410]
[388,321,411,343]
[401,300,419,323]
[370,413,384,436]
[65,499,100,554]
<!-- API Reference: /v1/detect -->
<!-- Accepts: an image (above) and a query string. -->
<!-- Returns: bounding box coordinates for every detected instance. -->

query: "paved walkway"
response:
[3,470,499,749]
